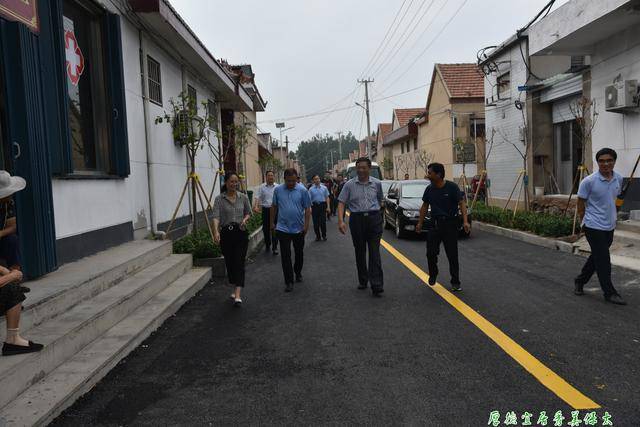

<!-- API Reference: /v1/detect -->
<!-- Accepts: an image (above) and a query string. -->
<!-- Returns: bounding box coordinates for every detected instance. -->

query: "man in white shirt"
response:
[254,171,278,255]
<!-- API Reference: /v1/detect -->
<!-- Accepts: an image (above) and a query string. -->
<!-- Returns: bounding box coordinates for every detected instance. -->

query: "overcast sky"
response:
[173,0,568,152]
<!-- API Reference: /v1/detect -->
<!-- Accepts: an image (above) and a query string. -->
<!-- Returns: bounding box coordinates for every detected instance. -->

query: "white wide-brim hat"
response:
[0,171,26,199]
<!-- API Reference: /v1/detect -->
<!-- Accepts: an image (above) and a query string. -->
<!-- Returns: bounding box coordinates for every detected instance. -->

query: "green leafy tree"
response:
[296,132,359,180]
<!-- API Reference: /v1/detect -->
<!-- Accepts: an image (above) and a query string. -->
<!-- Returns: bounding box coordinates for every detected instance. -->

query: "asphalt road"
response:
[52,220,640,426]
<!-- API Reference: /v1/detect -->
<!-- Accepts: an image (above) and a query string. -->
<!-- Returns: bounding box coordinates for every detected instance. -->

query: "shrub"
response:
[173,213,263,259]
[473,203,573,237]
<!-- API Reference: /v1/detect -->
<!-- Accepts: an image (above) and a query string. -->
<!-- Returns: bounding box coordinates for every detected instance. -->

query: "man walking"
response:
[323,175,335,221]
[308,175,330,241]
[416,163,470,291]
[254,170,278,255]
[574,148,626,305]
[338,157,385,297]
[271,168,311,292]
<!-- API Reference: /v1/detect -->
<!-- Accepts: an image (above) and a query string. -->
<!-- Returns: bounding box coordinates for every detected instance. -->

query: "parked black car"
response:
[381,180,396,199]
[383,179,472,238]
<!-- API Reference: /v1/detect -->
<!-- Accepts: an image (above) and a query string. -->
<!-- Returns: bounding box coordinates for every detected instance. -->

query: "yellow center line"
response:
[379,238,600,410]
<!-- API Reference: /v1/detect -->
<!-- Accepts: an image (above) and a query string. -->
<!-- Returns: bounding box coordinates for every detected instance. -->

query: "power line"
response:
[370,0,436,79]
[359,0,409,78]
[377,0,448,86]
[361,0,417,79]
[258,87,358,124]
[379,0,470,95]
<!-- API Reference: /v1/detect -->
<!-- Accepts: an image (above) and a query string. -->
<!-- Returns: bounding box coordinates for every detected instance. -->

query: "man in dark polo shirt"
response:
[416,163,470,291]
[338,157,385,297]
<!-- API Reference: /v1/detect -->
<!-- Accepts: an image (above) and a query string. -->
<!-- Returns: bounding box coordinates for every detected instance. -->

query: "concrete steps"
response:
[0,239,212,426]
[0,268,210,427]
[0,240,172,334]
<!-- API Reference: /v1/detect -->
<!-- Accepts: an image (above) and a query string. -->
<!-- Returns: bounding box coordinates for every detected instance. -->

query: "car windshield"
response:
[381,181,393,195]
[346,166,382,180]
[402,184,428,199]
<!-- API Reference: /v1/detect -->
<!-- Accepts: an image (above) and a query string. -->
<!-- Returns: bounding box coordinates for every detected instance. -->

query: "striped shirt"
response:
[337,177,383,212]
[212,192,251,227]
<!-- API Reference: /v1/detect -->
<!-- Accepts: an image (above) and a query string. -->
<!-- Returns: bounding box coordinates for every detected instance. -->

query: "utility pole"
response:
[285,135,289,168]
[335,131,343,160]
[358,78,374,159]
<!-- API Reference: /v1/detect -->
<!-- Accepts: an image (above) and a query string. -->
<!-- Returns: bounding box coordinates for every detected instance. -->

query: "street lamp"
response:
[275,123,294,169]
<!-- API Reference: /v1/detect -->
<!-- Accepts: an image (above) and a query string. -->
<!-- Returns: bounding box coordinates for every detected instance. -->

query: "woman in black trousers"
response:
[213,172,252,306]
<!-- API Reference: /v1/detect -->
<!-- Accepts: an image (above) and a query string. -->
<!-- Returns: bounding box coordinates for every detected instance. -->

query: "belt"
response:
[221,223,244,232]
[350,210,381,217]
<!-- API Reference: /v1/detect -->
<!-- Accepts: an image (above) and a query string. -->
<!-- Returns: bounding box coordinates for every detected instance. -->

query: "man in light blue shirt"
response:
[308,175,331,241]
[574,148,626,305]
[271,168,311,292]
[337,157,385,296]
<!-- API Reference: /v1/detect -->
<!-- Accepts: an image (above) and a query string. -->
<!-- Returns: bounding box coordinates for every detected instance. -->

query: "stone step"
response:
[611,229,640,248]
[617,220,640,234]
[0,240,172,334]
[0,254,192,410]
[0,267,211,427]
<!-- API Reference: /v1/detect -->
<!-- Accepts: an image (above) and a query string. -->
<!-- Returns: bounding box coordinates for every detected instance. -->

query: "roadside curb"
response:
[474,222,576,254]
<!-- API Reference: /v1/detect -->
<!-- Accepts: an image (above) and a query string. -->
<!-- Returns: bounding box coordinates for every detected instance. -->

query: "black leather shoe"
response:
[357,284,367,290]
[322,236,327,241]
[574,282,585,296]
[295,274,303,283]
[272,249,279,255]
[428,276,437,286]
[372,289,384,297]
[605,294,627,305]
[2,341,44,356]
[285,283,293,292]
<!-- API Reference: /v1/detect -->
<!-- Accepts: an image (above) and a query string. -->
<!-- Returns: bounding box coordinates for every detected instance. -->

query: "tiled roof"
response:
[394,108,426,127]
[377,123,392,140]
[436,63,484,98]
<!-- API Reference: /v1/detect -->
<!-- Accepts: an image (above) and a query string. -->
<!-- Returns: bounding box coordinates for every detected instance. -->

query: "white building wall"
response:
[590,22,640,177]
[52,9,141,239]
[484,40,529,202]
[53,3,222,240]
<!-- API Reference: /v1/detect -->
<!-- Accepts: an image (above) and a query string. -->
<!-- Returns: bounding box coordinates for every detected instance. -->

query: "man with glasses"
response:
[574,148,626,305]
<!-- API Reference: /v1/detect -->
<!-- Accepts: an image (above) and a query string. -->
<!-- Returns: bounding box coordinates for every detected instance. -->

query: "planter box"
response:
[191,226,264,280]
[193,257,226,278]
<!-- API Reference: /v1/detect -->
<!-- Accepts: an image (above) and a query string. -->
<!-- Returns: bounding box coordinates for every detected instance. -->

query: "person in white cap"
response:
[0,170,24,280]
[0,171,43,356]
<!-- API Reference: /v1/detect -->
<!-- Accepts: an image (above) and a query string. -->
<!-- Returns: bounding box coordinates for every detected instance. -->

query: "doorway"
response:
[554,120,583,194]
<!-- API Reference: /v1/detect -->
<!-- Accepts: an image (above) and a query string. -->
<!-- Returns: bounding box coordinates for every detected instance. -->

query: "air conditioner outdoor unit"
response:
[605,80,639,112]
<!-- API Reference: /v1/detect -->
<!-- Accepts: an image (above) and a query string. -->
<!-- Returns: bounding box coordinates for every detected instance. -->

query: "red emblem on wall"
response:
[64,30,84,86]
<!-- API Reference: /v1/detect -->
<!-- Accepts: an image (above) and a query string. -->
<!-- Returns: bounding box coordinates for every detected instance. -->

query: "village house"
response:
[382,108,426,179]
[418,64,486,185]
[220,63,267,190]
[373,122,392,176]
[0,0,267,278]
[480,0,640,213]
[0,0,270,420]
[528,0,640,213]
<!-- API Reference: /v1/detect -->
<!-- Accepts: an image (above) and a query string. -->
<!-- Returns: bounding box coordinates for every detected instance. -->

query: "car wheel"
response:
[395,218,405,239]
